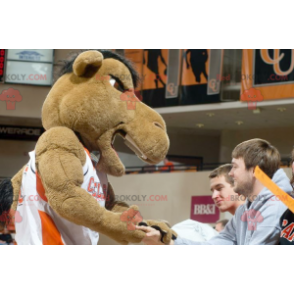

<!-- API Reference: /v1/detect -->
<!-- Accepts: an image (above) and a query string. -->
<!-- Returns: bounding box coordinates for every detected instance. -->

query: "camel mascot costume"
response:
[0,50,176,245]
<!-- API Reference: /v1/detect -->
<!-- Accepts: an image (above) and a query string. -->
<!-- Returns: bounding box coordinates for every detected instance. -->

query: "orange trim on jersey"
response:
[36,171,48,202]
[18,188,23,205]
[38,210,64,245]
[84,148,91,158]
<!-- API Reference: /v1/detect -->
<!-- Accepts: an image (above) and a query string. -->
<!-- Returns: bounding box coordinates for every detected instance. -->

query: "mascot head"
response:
[42,50,169,176]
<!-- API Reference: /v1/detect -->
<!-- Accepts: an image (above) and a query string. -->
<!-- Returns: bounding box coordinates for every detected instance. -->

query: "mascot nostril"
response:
[1,49,174,245]
[154,122,164,129]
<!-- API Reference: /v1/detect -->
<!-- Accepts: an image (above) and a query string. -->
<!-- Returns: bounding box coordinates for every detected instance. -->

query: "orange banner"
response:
[181,49,210,86]
[241,49,294,102]
[142,49,168,90]
[124,49,144,91]
[181,49,220,105]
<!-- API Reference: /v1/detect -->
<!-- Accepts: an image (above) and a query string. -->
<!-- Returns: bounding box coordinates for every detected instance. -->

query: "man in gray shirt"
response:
[138,138,292,245]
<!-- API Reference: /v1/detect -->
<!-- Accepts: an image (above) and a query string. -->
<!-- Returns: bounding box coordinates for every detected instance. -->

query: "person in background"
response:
[209,164,245,215]
[139,139,292,245]
[280,148,294,245]
[0,227,13,245]
[215,219,229,232]
[160,164,245,242]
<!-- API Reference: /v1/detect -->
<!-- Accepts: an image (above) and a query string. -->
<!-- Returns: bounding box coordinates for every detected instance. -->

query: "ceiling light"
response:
[236,121,244,126]
[206,112,215,117]
[196,123,204,128]
[252,108,261,114]
[277,107,286,112]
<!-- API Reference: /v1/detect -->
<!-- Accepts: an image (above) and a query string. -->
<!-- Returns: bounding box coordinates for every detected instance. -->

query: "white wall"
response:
[0,140,35,177]
[168,131,220,163]
[113,130,221,168]
[219,127,294,162]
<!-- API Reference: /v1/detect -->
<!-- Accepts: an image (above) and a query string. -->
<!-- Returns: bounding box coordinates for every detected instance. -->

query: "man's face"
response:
[210,175,236,213]
[229,157,254,196]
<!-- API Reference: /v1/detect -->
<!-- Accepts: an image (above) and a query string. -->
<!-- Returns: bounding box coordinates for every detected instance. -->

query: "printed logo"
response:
[208,79,217,92]
[120,89,141,110]
[0,207,23,225]
[16,50,43,61]
[240,87,264,110]
[281,222,294,242]
[87,177,105,201]
[167,83,177,96]
[120,208,143,231]
[241,209,264,231]
[260,49,294,77]
[0,88,22,110]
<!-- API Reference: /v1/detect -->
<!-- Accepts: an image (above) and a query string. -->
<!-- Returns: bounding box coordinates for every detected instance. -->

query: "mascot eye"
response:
[109,77,125,92]
[109,78,116,87]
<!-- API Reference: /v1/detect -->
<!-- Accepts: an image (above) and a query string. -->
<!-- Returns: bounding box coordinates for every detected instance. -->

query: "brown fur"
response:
[11,166,25,212]
[11,50,173,244]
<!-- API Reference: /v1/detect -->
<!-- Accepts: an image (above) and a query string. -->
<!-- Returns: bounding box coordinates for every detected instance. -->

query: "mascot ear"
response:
[73,50,103,77]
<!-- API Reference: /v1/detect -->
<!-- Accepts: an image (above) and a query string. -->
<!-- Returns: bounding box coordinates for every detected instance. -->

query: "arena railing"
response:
[0,159,291,179]
[125,158,292,175]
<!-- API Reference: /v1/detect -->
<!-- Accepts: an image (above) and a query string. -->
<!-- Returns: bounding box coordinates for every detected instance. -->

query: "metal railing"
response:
[125,164,198,174]
[0,159,292,178]
[125,158,292,175]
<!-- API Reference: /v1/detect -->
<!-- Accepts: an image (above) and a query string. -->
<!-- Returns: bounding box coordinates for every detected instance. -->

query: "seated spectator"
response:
[210,164,245,215]
[139,139,292,245]
[280,148,294,245]
[215,219,229,232]
[164,164,244,242]
[0,227,13,245]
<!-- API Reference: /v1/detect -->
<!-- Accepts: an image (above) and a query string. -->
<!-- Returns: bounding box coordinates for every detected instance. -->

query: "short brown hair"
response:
[232,139,280,179]
[209,164,234,186]
[216,219,229,227]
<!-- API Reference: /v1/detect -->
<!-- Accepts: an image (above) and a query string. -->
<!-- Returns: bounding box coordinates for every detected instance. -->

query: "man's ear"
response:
[252,166,257,178]
[73,50,103,77]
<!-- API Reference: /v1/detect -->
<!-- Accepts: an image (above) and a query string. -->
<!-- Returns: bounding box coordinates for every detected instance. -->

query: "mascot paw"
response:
[139,220,177,245]
[102,205,146,245]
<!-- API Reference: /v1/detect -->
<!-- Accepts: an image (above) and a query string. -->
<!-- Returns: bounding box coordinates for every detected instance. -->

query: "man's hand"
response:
[136,225,174,245]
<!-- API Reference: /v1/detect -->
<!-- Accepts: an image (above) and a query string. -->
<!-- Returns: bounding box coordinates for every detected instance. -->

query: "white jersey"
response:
[15,149,105,245]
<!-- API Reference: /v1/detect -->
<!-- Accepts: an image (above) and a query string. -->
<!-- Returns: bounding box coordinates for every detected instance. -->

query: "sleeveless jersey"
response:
[15,149,105,245]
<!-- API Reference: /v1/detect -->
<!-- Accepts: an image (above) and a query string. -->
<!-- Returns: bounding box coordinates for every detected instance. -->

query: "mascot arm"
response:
[11,165,26,211]
[106,182,177,245]
[139,220,178,245]
[35,127,145,245]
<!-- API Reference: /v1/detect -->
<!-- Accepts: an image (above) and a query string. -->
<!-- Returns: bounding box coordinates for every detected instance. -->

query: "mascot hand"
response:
[100,205,146,245]
[139,220,177,245]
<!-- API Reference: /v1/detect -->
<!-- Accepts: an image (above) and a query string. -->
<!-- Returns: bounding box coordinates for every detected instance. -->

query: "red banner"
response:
[0,49,5,83]
[190,196,220,223]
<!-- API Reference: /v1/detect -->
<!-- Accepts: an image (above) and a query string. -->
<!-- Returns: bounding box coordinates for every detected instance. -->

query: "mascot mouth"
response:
[112,130,148,161]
